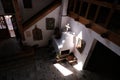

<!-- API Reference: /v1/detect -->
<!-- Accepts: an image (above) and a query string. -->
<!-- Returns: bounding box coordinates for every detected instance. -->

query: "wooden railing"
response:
[67,0,120,46]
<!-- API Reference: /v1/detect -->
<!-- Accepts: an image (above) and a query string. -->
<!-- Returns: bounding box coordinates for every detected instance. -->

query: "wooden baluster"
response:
[105,4,115,27]
[93,6,100,22]
[85,3,91,18]
[78,0,83,15]
[68,0,74,12]
[73,0,77,12]
[105,9,114,27]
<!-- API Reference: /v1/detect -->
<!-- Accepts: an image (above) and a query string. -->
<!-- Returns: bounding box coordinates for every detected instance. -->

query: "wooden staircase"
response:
[12,0,61,40]
[22,0,61,31]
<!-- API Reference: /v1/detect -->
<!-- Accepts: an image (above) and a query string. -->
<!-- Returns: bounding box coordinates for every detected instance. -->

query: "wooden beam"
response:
[12,0,25,40]
[79,16,90,25]
[84,0,120,10]
[23,1,61,31]
[84,0,113,8]
[93,1,113,8]
[68,11,79,20]
[68,12,120,46]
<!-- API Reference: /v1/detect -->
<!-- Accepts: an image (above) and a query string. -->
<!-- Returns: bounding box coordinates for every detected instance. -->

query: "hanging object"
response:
[32,25,43,40]
[46,18,55,30]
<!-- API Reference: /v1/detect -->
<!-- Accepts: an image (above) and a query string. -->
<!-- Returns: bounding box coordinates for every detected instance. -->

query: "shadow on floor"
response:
[0,42,111,80]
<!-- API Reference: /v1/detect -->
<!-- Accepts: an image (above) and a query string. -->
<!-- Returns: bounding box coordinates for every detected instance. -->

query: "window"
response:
[0,16,6,29]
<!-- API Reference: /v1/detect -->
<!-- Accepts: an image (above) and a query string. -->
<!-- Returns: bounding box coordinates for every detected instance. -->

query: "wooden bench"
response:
[56,52,77,65]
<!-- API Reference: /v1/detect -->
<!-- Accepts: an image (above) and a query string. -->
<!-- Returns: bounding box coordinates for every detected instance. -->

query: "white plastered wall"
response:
[23,6,61,47]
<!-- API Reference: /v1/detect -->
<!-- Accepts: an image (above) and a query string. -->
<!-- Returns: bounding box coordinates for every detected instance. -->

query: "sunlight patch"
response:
[58,40,65,49]
[73,62,83,71]
[77,31,83,40]
[54,63,73,76]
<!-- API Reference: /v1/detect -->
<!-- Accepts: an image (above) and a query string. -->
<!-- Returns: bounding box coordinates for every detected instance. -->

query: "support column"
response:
[12,0,25,40]
[60,0,69,29]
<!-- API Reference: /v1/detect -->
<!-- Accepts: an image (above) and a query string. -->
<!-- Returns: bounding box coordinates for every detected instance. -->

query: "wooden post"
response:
[85,3,91,18]
[73,0,77,12]
[93,6,100,22]
[78,0,83,15]
[105,4,115,27]
[68,0,74,12]
[12,0,25,40]
[105,9,114,27]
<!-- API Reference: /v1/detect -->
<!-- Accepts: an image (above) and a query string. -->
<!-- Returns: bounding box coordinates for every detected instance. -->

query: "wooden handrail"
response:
[68,12,120,46]
[84,0,120,10]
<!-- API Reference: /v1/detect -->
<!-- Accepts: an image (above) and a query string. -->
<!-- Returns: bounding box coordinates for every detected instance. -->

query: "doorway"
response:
[0,15,22,44]
[84,40,120,79]
[4,15,16,37]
